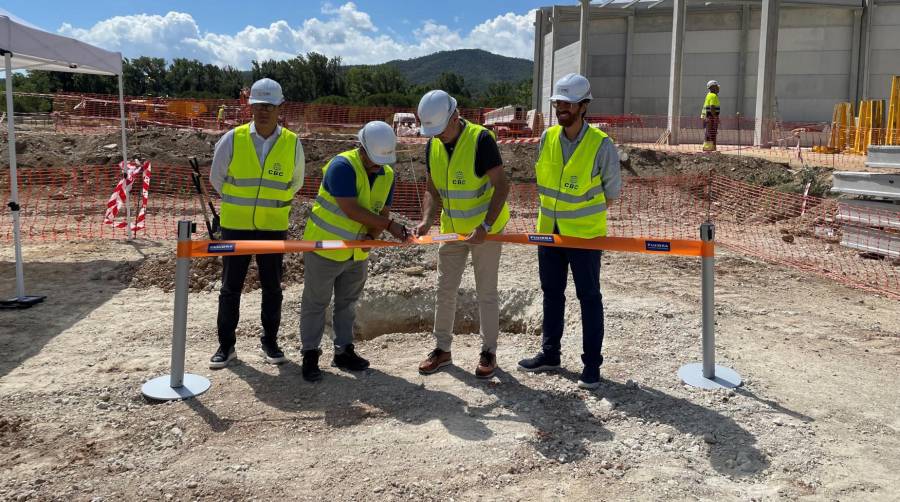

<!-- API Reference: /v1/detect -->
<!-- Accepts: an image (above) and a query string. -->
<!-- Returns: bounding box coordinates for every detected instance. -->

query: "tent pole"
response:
[4,51,26,300]
[118,72,132,239]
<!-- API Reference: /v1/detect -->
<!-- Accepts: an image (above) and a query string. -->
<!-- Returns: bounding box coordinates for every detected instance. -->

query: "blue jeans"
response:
[538,246,605,369]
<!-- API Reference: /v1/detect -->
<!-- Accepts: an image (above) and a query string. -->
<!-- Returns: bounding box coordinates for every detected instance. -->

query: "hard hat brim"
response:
[549,92,593,103]
[248,97,284,106]
[420,119,450,137]
[366,148,396,165]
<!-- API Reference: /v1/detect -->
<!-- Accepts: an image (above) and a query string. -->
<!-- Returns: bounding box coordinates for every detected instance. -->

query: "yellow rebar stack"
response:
[887,75,900,145]
[851,99,884,154]
[814,102,853,153]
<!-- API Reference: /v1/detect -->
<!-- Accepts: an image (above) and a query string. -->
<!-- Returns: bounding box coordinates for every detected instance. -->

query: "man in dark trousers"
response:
[207,78,305,369]
[517,73,621,389]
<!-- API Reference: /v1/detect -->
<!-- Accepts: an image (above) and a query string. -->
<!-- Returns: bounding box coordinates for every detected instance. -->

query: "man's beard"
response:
[556,110,578,127]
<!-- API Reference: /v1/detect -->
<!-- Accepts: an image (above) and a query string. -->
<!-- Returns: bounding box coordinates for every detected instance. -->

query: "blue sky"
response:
[4,1,547,67]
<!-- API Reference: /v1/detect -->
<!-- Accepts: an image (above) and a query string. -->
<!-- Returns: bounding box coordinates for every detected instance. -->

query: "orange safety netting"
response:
[8,91,877,170]
[1,162,897,299]
[11,91,489,137]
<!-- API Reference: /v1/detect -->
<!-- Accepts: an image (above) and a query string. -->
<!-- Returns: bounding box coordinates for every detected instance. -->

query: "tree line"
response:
[3,52,532,113]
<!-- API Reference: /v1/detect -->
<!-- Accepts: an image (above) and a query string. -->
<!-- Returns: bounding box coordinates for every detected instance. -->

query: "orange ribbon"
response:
[178,233,712,258]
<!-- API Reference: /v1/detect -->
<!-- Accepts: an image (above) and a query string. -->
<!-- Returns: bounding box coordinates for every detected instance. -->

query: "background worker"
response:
[208,78,305,369]
[299,121,409,382]
[415,90,511,380]
[217,104,226,129]
[702,80,721,152]
[517,73,621,390]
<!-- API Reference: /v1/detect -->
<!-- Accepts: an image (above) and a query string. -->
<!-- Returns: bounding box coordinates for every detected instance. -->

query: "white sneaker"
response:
[209,347,236,369]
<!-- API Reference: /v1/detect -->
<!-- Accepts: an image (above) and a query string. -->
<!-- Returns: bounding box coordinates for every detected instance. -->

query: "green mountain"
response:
[383,49,533,93]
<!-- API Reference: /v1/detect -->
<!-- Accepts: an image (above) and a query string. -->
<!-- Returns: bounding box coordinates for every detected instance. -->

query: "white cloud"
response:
[57,3,536,68]
[468,11,536,60]
[59,12,204,60]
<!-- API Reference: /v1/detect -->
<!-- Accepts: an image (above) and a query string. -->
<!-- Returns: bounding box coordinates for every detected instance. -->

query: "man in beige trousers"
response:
[414,90,511,379]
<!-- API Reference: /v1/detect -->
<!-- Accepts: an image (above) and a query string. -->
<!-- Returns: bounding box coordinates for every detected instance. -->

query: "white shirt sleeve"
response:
[291,138,306,195]
[210,130,235,194]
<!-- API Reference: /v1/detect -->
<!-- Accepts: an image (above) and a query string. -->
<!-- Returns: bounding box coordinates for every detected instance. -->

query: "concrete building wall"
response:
[868,4,900,100]
[743,7,854,122]
[535,2,900,123]
[541,31,554,121]
[629,10,743,117]
[540,13,582,121]
[587,17,628,114]
[543,41,582,122]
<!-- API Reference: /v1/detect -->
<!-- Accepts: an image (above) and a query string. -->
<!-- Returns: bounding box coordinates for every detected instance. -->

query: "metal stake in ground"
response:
[141,220,211,400]
[678,222,742,389]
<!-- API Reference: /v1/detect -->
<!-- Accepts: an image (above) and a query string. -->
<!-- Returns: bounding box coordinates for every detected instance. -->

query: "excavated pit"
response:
[350,285,543,340]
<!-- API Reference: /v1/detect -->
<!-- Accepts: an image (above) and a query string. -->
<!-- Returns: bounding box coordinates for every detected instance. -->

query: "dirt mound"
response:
[3,129,831,195]
[403,141,828,193]
[1,129,221,168]
[619,147,831,195]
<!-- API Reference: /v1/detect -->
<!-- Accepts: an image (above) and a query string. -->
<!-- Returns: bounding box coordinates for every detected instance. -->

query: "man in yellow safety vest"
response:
[415,89,511,379]
[217,104,226,129]
[517,73,622,389]
[702,80,721,151]
[208,78,305,369]
[299,121,409,382]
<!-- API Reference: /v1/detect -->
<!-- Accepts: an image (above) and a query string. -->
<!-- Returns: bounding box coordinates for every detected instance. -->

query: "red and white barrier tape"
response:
[104,160,151,231]
[497,137,541,144]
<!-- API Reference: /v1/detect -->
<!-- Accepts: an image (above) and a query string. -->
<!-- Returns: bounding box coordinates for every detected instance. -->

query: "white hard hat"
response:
[707,80,720,88]
[249,78,284,106]
[358,121,397,165]
[550,73,593,103]
[418,90,458,136]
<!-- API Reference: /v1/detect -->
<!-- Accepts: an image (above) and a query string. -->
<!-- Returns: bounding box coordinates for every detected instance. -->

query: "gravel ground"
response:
[1,239,898,501]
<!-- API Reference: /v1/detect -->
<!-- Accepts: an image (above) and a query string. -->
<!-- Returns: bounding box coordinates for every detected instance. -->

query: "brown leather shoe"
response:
[475,351,497,379]
[419,348,452,374]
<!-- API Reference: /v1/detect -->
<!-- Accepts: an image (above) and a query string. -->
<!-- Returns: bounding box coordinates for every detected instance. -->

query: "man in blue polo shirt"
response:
[299,121,408,382]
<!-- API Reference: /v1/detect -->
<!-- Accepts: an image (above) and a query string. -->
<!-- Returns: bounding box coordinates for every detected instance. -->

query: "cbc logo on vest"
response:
[452,170,466,185]
[268,162,284,177]
[564,175,579,191]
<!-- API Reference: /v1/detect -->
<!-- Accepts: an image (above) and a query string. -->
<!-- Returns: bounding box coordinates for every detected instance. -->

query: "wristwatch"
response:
[480,221,492,233]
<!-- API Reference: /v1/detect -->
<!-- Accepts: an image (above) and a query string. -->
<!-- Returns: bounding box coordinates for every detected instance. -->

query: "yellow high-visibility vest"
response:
[427,121,509,234]
[535,125,608,238]
[220,123,297,231]
[702,92,720,118]
[303,149,395,261]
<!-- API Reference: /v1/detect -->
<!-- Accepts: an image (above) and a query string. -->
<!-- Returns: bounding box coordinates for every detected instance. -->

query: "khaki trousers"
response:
[432,240,502,353]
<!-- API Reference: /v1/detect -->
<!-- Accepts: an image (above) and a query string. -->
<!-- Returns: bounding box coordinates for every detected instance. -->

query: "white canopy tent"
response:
[1,8,128,307]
